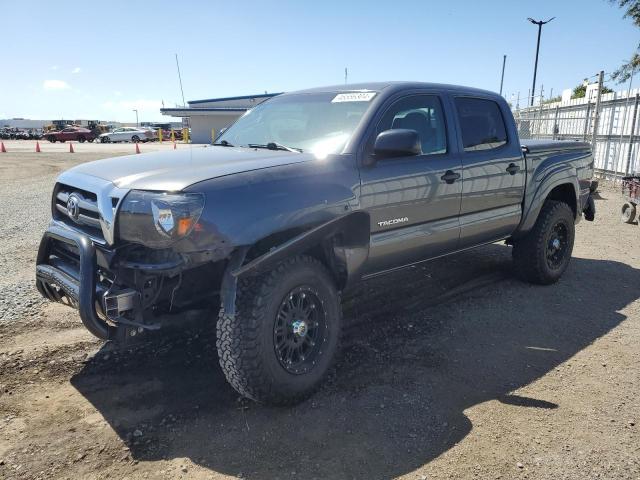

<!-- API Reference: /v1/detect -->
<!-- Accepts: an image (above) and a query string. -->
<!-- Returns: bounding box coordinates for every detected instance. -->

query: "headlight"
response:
[118,190,205,248]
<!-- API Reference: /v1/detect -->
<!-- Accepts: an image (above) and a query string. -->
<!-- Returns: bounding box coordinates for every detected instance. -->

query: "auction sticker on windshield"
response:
[331,92,377,103]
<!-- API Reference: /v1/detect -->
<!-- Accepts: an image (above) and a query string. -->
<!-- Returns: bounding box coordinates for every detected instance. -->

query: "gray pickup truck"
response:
[36,82,595,404]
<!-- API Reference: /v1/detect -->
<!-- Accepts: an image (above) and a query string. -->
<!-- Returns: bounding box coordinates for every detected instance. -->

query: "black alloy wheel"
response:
[546,221,570,270]
[273,286,329,375]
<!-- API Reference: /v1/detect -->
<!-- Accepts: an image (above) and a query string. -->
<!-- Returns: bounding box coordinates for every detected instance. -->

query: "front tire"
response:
[48,135,56,143]
[512,200,575,285]
[78,135,86,143]
[217,255,341,405]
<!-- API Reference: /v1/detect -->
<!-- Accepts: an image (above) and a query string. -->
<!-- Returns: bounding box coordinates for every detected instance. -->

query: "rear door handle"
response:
[506,163,520,175]
[441,170,461,184]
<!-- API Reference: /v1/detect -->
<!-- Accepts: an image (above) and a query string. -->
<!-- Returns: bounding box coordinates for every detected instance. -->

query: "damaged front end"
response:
[35,175,230,343]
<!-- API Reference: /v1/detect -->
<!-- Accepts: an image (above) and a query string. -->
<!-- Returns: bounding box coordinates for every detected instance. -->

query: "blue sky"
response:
[0,0,637,122]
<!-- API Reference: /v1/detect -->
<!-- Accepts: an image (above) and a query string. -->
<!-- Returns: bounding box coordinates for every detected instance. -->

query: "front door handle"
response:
[506,163,520,175]
[441,170,461,184]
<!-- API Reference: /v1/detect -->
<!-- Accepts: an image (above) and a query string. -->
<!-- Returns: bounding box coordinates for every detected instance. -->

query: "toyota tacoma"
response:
[35,82,596,404]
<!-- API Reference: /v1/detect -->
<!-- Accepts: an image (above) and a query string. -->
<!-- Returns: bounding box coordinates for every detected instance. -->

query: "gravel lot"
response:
[0,140,638,479]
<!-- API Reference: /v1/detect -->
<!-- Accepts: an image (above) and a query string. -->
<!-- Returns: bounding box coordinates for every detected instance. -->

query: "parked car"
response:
[46,127,96,143]
[35,82,596,405]
[99,127,154,143]
[28,129,43,140]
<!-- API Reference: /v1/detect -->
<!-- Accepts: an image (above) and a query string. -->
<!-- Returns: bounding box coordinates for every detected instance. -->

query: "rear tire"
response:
[622,202,636,224]
[217,255,341,405]
[78,136,86,143]
[512,200,575,285]
[131,135,140,143]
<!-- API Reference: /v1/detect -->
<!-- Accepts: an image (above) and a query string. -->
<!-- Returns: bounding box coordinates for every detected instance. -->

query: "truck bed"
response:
[521,139,591,153]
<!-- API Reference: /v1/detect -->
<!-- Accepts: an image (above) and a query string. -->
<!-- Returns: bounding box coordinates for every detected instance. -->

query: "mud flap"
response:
[583,195,596,221]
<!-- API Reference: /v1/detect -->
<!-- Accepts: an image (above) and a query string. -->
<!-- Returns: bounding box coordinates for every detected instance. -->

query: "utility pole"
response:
[345,67,348,85]
[132,109,138,127]
[528,17,555,106]
[499,55,507,96]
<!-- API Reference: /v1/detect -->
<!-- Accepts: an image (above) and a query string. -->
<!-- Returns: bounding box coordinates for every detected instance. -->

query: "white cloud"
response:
[114,91,123,97]
[71,67,82,74]
[50,65,59,71]
[43,79,70,91]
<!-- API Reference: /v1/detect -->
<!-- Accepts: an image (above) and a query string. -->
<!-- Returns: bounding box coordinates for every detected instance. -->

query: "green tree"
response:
[610,0,640,82]
[571,82,613,99]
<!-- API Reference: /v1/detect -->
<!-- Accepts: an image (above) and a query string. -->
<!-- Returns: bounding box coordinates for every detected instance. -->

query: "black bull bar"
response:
[35,224,115,340]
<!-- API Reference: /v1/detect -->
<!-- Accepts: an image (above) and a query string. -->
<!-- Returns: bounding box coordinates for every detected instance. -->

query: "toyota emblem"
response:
[66,194,80,221]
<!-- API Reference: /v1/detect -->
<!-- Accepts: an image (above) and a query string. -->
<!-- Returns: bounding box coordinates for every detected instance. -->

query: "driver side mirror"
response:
[373,129,421,160]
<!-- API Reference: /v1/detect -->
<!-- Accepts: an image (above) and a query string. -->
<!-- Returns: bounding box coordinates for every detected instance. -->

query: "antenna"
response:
[175,53,186,107]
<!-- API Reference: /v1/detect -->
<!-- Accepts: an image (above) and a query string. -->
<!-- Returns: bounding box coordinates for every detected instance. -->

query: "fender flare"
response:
[219,211,370,316]
[514,165,580,238]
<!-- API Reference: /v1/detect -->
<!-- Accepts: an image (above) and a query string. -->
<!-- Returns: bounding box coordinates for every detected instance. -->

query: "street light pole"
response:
[133,109,138,127]
[528,17,555,106]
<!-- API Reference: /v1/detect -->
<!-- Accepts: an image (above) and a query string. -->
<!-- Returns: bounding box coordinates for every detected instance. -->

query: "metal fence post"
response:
[553,105,560,139]
[624,93,639,175]
[591,70,605,159]
[582,102,592,141]
[533,85,544,137]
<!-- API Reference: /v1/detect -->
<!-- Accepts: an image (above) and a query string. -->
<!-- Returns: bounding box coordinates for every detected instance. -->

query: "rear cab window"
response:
[454,97,507,151]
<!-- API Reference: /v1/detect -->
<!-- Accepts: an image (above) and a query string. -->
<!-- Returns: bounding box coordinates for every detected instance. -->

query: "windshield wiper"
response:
[247,142,303,153]
[213,140,234,147]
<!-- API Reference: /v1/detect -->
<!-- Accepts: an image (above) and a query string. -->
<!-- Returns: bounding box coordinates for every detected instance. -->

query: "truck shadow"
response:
[70,244,640,479]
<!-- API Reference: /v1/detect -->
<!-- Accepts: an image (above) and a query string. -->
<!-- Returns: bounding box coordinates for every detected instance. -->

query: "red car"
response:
[46,127,96,143]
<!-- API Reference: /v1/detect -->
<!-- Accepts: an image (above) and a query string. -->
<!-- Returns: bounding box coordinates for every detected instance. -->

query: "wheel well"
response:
[243,228,347,289]
[547,183,577,217]
[240,213,370,291]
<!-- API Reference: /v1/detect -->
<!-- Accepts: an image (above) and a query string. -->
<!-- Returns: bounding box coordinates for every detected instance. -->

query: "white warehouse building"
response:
[160,92,281,144]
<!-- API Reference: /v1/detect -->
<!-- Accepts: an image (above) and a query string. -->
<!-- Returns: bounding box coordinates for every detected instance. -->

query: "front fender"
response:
[218,212,370,317]
[233,211,370,286]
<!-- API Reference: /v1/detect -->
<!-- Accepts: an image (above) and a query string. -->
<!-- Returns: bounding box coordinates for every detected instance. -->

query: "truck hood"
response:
[60,146,315,191]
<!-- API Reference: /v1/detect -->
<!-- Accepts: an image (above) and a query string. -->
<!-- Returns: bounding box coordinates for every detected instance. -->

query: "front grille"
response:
[50,173,128,245]
[53,183,104,240]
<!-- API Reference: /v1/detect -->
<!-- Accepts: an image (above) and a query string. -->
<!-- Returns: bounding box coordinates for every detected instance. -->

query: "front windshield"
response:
[217,91,377,157]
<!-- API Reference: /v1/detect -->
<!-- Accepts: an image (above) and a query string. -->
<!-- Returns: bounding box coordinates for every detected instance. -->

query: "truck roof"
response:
[286,81,499,98]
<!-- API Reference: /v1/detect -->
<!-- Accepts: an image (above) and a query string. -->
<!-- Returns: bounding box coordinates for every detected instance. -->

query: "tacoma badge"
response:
[377,217,409,227]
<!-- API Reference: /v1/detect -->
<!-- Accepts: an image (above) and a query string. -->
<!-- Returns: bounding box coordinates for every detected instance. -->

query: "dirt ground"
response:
[0,140,638,480]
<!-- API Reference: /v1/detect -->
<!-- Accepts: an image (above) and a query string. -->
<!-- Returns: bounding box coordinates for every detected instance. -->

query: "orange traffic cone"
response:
[36,141,41,153]
[135,143,141,154]
[69,142,74,153]
[0,142,6,153]
[173,142,176,150]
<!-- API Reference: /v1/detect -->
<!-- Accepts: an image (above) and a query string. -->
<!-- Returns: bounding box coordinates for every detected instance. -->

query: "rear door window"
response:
[455,98,507,151]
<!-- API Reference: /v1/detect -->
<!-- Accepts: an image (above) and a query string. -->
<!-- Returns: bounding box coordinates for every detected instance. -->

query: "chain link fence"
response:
[513,80,640,179]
